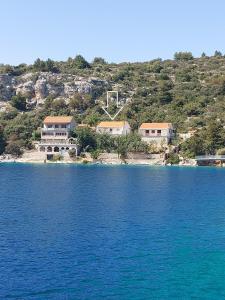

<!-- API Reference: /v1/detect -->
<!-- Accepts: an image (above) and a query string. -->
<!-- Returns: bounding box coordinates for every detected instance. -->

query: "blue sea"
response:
[1,164,225,299]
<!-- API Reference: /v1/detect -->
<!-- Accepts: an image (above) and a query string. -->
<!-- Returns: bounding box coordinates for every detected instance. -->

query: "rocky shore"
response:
[0,151,197,167]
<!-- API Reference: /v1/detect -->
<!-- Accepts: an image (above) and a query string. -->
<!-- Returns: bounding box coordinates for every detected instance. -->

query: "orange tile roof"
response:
[97,121,128,128]
[140,123,173,129]
[44,116,74,124]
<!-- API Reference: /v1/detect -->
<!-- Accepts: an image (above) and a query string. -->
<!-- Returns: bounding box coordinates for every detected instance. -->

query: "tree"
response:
[203,121,225,154]
[3,113,40,148]
[1,108,18,121]
[126,133,149,153]
[166,153,180,165]
[75,127,97,151]
[92,57,107,65]
[51,99,67,112]
[84,113,100,126]
[201,52,206,57]
[181,134,205,158]
[0,64,14,74]
[90,149,101,159]
[33,58,46,71]
[10,94,26,111]
[33,58,58,72]
[114,136,128,160]
[0,126,6,154]
[96,133,115,152]
[69,93,83,111]
[73,55,90,69]
[181,121,225,157]
[5,141,23,157]
[46,58,58,72]
[174,52,194,61]
[214,50,222,57]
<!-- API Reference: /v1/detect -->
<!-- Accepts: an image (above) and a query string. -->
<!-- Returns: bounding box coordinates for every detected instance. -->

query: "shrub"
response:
[174,52,194,61]
[69,149,77,158]
[90,149,101,159]
[10,94,26,111]
[217,148,225,155]
[92,57,107,65]
[5,141,23,157]
[73,55,90,69]
[166,153,180,165]
[52,154,63,161]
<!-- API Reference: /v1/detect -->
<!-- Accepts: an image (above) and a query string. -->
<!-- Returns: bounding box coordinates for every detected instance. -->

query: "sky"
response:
[1,0,225,65]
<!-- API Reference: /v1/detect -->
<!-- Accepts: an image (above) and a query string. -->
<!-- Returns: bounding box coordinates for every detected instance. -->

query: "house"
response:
[38,116,78,159]
[139,123,175,145]
[96,121,131,136]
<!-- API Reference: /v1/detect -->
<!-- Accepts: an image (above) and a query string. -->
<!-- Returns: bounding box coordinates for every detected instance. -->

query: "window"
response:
[47,125,53,128]
[146,130,149,134]
[109,128,112,132]
[55,132,67,136]
[55,124,59,128]
[43,132,54,136]
[61,124,66,128]
[157,130,161,135]
[151,130,155,134]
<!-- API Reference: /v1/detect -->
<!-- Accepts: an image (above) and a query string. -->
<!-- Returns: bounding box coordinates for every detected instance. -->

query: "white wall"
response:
[97,124,131,135]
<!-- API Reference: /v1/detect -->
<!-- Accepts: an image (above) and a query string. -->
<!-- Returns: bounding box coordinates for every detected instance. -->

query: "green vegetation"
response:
[217,148,225,155]
[0,126,6,154]
[181,121,225,158]
[10,94,27,111]
[52,154,63,161]
[166,153,180,165]
[1,52,225,157]
[74,128,149,158]
[5,141,23,157]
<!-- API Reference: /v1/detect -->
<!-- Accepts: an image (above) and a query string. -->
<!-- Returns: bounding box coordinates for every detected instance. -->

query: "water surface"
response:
[1,164,225,299]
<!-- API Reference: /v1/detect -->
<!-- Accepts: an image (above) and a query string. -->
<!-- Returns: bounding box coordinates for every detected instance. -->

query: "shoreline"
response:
[0,157,197,167]
[0,150,197,167]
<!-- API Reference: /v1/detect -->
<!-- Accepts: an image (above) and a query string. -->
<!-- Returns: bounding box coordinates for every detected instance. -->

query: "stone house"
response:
[96,121,131,136]
[139,123,175,145]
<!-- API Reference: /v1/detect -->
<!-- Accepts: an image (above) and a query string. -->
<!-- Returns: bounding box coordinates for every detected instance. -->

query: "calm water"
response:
[1,164,225,299]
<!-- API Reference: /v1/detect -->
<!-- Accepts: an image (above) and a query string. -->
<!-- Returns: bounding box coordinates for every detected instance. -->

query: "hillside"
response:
[1,52,225,157]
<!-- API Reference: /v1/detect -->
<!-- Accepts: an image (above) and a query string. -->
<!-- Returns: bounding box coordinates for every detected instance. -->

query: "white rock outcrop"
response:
[0,72,108,106]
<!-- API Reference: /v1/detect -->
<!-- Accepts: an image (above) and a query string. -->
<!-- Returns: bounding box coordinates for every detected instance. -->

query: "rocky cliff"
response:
[0,72,109,107]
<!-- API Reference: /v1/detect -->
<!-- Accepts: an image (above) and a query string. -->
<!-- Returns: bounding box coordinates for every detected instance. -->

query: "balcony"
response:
[39,138,77,146]
[42,128,69,133]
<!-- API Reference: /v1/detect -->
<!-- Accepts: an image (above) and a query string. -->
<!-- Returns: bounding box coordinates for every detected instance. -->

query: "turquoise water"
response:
[1,164,225,299]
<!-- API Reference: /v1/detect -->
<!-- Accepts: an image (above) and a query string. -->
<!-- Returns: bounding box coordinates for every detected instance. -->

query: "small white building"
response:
[96,121,131,136]
[139,123,175,145]
[38,116,78,159]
